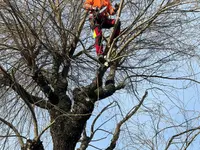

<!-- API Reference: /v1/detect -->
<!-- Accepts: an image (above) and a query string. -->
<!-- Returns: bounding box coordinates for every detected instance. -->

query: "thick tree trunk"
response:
[49,98,94,150]
[50,117,85,150]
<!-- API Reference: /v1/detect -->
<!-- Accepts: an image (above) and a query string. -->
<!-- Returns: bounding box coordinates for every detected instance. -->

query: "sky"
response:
[1,0,200,150]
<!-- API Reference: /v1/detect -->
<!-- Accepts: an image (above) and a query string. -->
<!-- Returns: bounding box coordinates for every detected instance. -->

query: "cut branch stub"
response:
[24,139,44,150]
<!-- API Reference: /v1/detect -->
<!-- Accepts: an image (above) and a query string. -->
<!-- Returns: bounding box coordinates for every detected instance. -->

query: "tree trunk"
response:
[49,97,94,150]
[50,117,85,150]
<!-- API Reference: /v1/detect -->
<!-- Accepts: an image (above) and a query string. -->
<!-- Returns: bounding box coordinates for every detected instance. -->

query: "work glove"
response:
[114,3,119,13]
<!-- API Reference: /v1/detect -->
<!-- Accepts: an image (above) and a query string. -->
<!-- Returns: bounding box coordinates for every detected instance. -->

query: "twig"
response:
[0,117,24,148]
[106,91,148,150]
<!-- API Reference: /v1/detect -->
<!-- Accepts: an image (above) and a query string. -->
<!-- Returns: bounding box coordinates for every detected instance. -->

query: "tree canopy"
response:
[0,0,200,150]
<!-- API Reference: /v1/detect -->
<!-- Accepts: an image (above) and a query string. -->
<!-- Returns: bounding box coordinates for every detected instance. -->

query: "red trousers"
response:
[90,15,121,55]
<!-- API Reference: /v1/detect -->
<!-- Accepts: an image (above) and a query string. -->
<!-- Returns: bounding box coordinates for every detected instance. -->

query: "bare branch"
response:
[0,65,51,109]
[106,91,148,150]
[165,126,200,150]
[0,117,24,149]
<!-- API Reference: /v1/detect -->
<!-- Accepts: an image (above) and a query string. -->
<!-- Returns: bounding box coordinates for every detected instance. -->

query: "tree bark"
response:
[50,116,84,150]
[49,95,94,150]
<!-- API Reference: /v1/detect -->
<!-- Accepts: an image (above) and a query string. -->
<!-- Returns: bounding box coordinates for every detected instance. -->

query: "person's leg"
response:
[93,25,103,55]
[102,18,121,42]
[89,16,104,56]
[93,25,107,63]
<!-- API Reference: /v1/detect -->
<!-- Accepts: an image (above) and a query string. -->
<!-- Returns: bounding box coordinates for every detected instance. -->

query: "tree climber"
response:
[83,0,120,63]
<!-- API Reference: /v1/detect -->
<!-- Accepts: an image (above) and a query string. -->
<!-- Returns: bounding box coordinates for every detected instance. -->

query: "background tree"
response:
[0,0,200,150]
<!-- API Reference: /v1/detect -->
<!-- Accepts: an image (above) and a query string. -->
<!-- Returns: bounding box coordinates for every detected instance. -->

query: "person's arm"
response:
[83,0,97,10]
[107,2,119,15]
[107,1,115,15]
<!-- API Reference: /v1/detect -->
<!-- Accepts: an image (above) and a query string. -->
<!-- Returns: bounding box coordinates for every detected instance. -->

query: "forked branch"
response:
[106,91,148,150]
[0,117,24,149]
